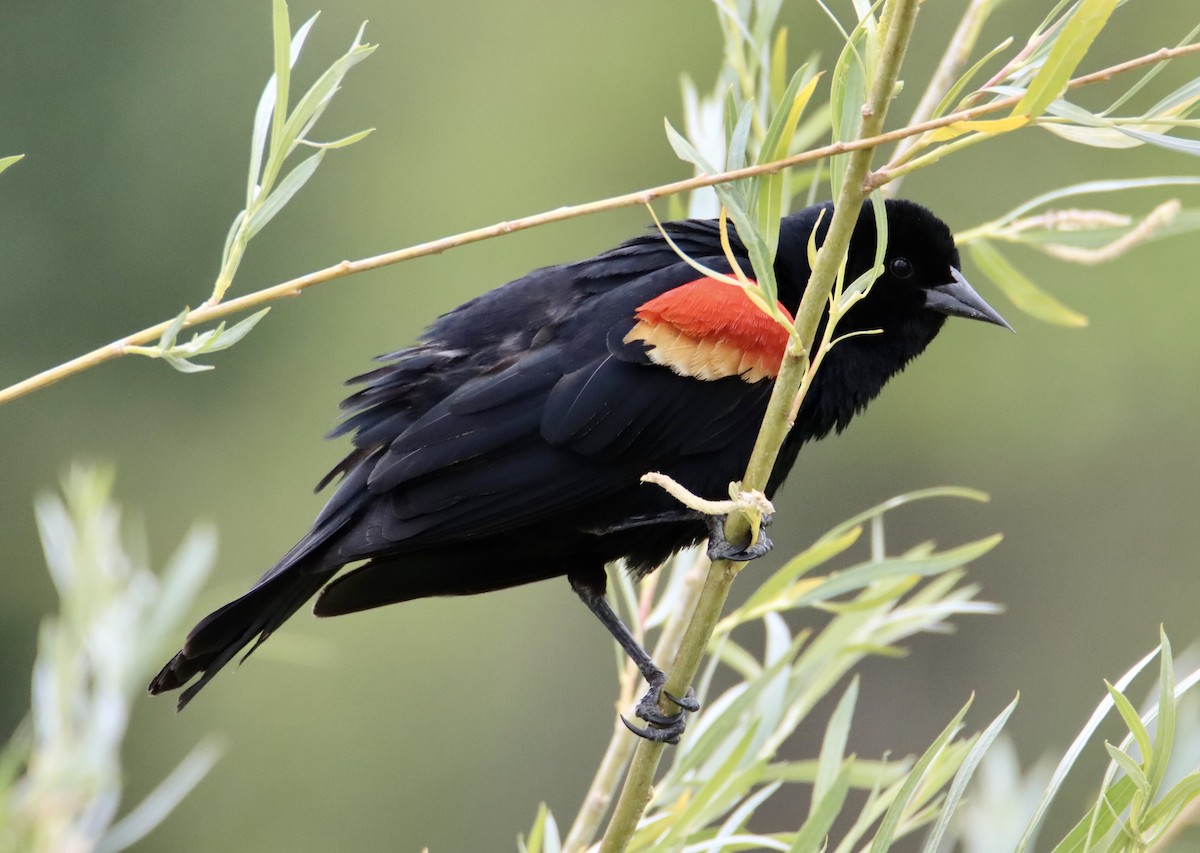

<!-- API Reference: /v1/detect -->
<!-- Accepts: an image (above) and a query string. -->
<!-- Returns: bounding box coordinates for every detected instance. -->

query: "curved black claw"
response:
[624,677,700,744]
[664,687,700,713]
[705,513,774,563]
[621,714,683,744]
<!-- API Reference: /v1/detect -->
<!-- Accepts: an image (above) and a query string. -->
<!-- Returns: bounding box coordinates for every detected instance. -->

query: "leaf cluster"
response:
[0,467,219,853]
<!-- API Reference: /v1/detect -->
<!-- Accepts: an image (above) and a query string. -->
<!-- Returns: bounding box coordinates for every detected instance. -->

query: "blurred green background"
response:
[2,1,1199,849]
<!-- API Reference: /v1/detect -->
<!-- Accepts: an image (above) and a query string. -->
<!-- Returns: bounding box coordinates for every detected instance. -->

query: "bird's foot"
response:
[705,512,774,563]
[620,672,700,744]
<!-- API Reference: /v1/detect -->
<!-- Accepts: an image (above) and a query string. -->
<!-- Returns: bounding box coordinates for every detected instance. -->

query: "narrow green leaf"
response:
[298,127,375,150]
[0,153,24,177]
[521,802,559,853]
[869,697,973,853]
[922,695,1020,853]
[828,13,872,198]
[666,117,721,174]
[790,761,855,852]
[1050,776,1137,853]
[270,0,293,165]
[1117,126,1200,157]
[761,757,909,788]
[221,209,248,270]
[158,308,189,351]
[715,781,784,844]
[1142,771,1200,826]
[756,68,820,255]
[992,176,1200,226]
[726,526,861,631]
[659,727,760,847]
[1104,681,1151,768]
[769,27,789,110]
[203,308,271,351]
[279,34,376,164]
[248,12,318,205]
[813,678,859,812]
[726,101,755,173]
[96,739,223,853]
[1104,742,1150,797]
[672,634,807,779]
[968,240,1088,327]
[931,37,1015,119]
[246,151,324,238]
[794,534,1002,608]
[1012,0,1119,118]
[163,355,214,374]
[1148,629,1176,800]
[1019,644,1162,852]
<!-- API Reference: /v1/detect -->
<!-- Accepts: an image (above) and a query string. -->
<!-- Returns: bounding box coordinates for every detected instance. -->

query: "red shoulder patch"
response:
[624,278,793,382]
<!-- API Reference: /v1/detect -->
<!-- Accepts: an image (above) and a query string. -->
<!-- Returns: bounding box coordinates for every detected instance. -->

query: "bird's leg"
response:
[704,511,774,563]
[569,572,699,744]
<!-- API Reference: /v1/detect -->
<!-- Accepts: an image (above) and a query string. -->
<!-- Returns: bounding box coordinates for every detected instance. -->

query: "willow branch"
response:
[2,41,1197,409]
[597,0,923,849]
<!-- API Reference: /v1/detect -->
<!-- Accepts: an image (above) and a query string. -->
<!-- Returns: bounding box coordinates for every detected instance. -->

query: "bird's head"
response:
[770,199,1010,437]
[777,198,1010,347]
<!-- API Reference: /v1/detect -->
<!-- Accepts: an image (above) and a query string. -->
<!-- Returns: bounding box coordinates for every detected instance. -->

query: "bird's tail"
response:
[148,552,337,710]
[150,456,376,709]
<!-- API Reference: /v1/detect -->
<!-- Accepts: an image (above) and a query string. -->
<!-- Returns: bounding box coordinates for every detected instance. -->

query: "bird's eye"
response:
[890,257,914,280]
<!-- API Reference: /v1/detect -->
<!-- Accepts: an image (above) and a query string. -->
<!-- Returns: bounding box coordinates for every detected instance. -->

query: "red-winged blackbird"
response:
[150,199,1009,742]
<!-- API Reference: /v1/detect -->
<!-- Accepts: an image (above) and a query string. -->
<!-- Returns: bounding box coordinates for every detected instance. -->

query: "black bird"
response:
[149,199,1009,742]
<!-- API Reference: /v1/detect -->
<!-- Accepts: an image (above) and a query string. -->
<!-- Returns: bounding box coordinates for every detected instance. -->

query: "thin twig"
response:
[1,41,1196,408]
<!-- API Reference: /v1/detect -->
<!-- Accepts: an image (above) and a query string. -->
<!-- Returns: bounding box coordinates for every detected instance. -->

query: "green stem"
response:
[597,0,922,850]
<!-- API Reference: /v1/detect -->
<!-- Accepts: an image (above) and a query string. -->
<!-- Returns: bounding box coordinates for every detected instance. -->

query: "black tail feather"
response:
[148,565,335,710]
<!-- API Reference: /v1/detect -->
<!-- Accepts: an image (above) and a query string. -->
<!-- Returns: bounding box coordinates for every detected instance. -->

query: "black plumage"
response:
[150,199,1008,741]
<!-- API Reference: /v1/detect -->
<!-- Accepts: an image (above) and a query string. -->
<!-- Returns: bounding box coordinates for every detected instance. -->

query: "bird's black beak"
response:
[924,267,1013,331]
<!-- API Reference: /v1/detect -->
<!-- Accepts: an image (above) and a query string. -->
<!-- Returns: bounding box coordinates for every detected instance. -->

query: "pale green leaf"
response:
[1148,629,1176,800]
[1013,0,1119,118]
[1049,776,1136,853]
[1104,680,1151,767]
[790,761,854,852]
[726,101,754,172]
[868,697,972,853]
[298,127,375,149]
[96,739,223,853]
[968,240,1087,327]
[932,37,1015,119]
[813,678,858,812]
[280,32,375,163]
[247,151,324,238]
[0,153,24,178]
[1104,741,1150,796]
[794,534,1002,608]
[269,0,294,171]
[922,694,1020,853]
[1018,644,1162,852]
